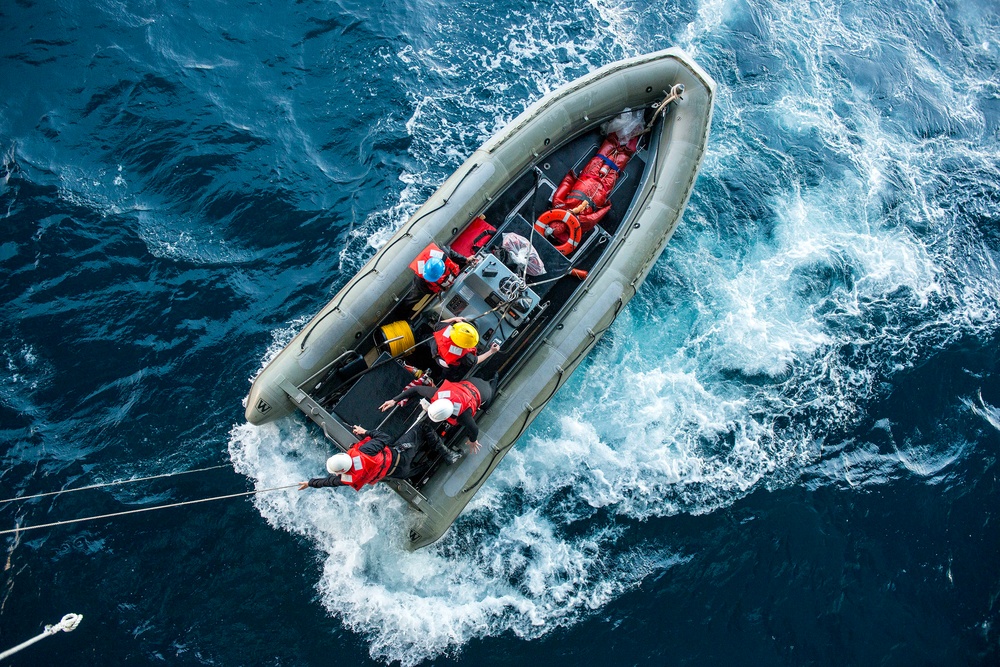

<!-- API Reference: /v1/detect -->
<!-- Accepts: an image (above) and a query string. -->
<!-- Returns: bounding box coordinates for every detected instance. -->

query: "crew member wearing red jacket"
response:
[379,377,492,457]
[298,423,443,491]
[543,132,640,243]
[430,317,501,382]
[400,243,468,311]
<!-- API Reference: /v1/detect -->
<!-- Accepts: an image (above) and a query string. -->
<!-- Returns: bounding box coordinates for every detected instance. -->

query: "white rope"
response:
[0,485,299,536]
[643,83,685,134]
[0,613,83,661]
[0,464,231,505]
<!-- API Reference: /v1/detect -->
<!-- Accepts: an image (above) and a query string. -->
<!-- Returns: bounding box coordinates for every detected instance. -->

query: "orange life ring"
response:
[534,209,581,256]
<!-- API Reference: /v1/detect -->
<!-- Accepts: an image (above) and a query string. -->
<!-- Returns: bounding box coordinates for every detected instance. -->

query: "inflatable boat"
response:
[244,47,716,549]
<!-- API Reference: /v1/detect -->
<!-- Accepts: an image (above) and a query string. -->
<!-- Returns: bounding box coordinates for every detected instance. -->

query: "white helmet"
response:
[326,453,353,475]
[427,398,455,422]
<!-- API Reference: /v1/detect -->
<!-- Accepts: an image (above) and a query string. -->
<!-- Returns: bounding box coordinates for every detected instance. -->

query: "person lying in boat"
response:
[298,422,446,491]
[430,317,501,382]
[379,377,492,457]
[400,242,469,311]
[539,111,645,245]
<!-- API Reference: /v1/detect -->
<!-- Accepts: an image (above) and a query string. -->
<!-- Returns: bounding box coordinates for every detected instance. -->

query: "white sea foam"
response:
[134,209,255,264]
[0,342,44,401]
[680,0,732,55]
[228,420,685,664]
[250,315,312,379]
[966,391,1000,434]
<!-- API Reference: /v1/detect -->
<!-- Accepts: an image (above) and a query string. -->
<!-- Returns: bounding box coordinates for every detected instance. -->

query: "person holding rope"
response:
[298,422,446,491]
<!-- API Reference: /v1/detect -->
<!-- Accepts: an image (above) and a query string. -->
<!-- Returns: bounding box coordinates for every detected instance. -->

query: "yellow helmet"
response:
[449,322,479,349]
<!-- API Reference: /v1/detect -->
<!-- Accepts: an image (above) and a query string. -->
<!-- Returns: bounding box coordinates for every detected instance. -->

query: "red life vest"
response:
[433,326,475,367]
[339,437,393,491]
[409,244,461,293]
[432,380,482,425]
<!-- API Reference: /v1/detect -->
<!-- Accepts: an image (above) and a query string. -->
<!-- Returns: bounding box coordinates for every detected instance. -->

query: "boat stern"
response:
[244,366,295,424]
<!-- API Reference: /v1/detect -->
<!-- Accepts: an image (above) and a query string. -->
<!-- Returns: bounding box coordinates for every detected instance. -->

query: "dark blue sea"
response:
[2,0,999,665]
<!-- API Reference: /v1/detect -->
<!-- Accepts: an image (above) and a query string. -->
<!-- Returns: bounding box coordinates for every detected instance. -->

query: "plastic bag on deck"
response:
[501,233,546,276]
[601,109,645,143]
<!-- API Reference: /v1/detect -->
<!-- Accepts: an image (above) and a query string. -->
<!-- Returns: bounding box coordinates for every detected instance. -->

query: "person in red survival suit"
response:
[297,422,446,491]
[542,131,641,244]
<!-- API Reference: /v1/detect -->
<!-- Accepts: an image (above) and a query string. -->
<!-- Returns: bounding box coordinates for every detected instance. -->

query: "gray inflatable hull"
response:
[245,47,716,549]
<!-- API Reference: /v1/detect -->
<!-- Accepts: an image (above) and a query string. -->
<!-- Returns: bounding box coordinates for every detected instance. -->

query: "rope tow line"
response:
[0,613,83,661]
[0,484,299,537]
[0,464,232,505]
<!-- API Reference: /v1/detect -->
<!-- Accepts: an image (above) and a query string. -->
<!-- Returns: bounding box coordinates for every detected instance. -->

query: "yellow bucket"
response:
[378,320,416,358]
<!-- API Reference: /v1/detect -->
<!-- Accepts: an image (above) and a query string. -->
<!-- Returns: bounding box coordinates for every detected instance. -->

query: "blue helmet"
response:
[422,257,446,283]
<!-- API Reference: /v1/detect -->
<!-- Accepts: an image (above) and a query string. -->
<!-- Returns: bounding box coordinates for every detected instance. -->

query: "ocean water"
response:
[2,0,999,665]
